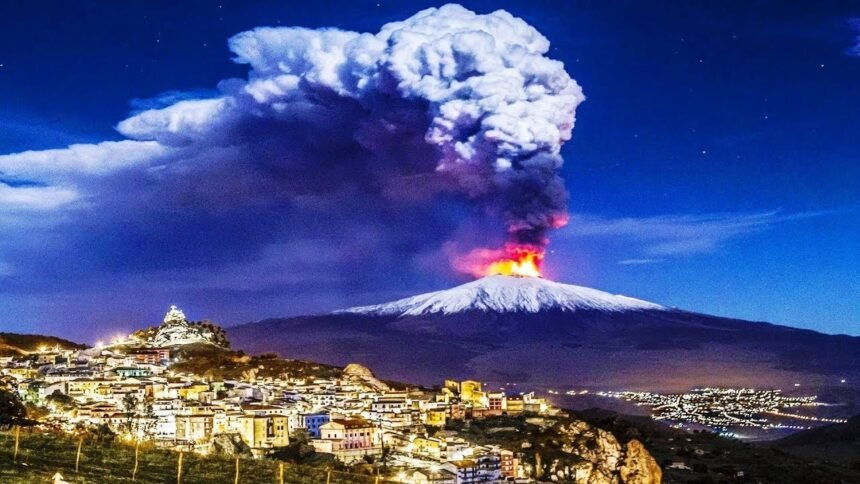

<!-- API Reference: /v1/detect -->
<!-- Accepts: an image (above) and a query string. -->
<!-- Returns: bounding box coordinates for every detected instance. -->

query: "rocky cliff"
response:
[548,419,661,483]
[343,363,390,392]
[446,415,661,483]
[130,306,229,348]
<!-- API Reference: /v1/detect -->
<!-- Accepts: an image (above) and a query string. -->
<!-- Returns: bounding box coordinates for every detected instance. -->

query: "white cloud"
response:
[563,210,832,258]
[117,98,230,144]
[0,182,77,211]
[0,140,166,180]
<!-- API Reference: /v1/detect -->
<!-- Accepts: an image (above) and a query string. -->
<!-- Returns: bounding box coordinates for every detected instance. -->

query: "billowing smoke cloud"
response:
[116,3,582,251]
[0,3,583,319]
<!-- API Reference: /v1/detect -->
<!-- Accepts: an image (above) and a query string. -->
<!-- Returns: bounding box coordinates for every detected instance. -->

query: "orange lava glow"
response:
[484,246,544,277]
[451,244,547,278]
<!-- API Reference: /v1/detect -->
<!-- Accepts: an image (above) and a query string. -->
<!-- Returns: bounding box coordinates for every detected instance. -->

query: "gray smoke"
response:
[119,4,583,247]
[0,3,584,277]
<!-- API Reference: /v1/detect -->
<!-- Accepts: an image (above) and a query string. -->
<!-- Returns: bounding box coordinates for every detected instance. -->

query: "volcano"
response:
[228,276,860,393]
[339,275,663,316]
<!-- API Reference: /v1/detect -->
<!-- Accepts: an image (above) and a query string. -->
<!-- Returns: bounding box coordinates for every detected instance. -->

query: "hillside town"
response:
[0,306,579,483]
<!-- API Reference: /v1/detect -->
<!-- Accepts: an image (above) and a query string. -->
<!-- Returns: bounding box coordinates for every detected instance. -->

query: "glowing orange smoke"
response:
[452,244,545,278]
[485,247,543,277]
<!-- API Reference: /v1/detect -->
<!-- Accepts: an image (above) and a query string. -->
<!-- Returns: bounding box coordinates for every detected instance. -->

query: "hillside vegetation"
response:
[0,333,85,357]
[169,343,343,380]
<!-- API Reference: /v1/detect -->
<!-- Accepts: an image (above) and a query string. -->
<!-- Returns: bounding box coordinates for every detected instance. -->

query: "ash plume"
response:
[0,4,584,295]
[117,3,584,253]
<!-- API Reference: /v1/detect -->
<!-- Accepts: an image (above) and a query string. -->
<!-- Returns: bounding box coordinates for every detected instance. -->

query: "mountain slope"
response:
[340,275,663,316]
[769,415,860,466]
[229,276,860,395]
[0,332,85,357]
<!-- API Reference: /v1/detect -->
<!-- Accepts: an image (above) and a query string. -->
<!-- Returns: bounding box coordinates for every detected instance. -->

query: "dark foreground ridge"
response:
[768,414,860,467]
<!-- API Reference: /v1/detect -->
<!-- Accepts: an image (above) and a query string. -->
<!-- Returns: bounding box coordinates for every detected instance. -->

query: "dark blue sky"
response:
[0,1,858,341]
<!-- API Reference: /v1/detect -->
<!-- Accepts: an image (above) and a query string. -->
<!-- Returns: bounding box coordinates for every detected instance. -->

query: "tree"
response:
[0,389,27,429]
[378,445,394,472]
[194,320,230,348]
[119,394,156,440]
[25,403,48,421]
[291,429,311,445]
[85,423,116,445]
[46,390,76,412]
[23,380,42,403]
[120,394,138,436]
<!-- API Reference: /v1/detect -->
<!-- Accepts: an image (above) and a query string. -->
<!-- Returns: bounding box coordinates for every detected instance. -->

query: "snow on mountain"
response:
[338,275,664,317]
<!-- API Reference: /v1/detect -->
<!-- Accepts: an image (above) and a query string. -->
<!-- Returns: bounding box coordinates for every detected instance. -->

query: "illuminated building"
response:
[314,418,381,463]
[237,414,289,454]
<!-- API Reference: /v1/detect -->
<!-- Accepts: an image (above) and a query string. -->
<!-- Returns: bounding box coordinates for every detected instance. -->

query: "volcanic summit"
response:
[339,275,664,316]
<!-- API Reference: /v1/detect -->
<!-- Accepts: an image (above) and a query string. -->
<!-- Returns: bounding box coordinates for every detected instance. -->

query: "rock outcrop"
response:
[343,362,389,391]
[619,439,662,484]
[153,306,216,346]
[130,306,229,348]
[343,363,374,378]
[212,433,251,456]
[548,420,661,483]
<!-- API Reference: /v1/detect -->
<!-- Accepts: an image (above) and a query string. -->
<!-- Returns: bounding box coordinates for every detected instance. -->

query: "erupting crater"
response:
[484,246,543,278]
[456,244,546,279]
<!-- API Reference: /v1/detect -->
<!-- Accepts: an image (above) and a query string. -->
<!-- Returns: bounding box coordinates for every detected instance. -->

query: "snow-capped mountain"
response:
[340,275,664,317]
[229,276,860,393]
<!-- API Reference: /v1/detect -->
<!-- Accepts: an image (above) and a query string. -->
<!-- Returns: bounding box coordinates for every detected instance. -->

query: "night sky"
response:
[1,1,858,342]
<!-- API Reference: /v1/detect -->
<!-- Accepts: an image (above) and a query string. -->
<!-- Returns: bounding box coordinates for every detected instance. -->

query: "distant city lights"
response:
[576,387,847,433]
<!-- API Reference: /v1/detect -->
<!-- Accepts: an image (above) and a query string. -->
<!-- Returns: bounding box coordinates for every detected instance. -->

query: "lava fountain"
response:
[485,246,543,277]
[454,244,545,278]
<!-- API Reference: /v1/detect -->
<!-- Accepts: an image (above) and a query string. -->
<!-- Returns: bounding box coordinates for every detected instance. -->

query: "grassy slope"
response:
[0,429,383,483]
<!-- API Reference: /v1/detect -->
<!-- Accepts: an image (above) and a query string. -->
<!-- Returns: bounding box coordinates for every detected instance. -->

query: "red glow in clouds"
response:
[454,244,545,278]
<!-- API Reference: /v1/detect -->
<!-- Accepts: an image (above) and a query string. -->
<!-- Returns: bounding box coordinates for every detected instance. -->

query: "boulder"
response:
[620,439,662,484]
[343,362,390,391]
[554,420,662,484]
[212,433,251,456]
